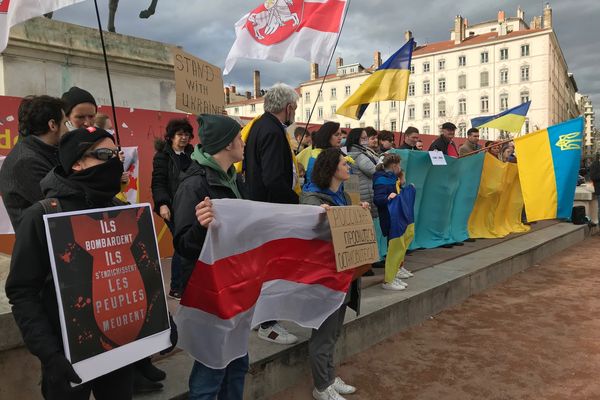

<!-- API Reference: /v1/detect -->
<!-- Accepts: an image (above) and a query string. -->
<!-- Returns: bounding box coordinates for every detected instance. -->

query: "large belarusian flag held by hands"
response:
[174,199,354,369]
[0,0,86,53]
[224,0,348,75]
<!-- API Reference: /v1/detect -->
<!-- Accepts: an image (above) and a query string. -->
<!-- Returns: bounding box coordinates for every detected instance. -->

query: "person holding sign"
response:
[429,122,459,157]
[5,127,136,400]
[173,114,249,400]
[301,148,367,400]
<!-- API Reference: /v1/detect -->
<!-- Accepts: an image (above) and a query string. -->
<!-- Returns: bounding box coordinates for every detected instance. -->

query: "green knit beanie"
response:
[197,114,241,155]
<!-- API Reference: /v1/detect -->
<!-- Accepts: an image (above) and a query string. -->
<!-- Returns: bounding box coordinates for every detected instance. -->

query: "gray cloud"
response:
[55,0,600,107]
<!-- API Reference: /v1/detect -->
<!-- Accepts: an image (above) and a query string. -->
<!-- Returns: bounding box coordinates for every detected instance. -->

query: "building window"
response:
[438,100,446,117]
[481,51,489,63]
[318,90,323,101]
[330,88,336,99]
[521,65,530,81]
[305,92,310,103]
[480,71,489,87]
[305,109,310,121]
[359,122,365,128]
[390,119,397,131]
[390,101,397,110]
[408,105,415,120]
[423,62,430,73]
[423,125,430,134]
[458,55,466,67]
[345,123,351,129]
[423,80,430,95]
[234,107,239,114]
[458,122,467,137]
[438,78,446,93]
[520,90,530,103]
[438,59,446,70]
[423,102,430,119]
[458,74,467,90]
[408,83,415,96]
[458,98,467,115]
[350,67,355,73]
[410,64,415,74]
[500,48,509,60]
[500,68,509,84]
[318,107,323,118]
[251,104,256,112]
[521,44,530,57]
[499,94,509,111]
[524,118,530,133]
[480,96,489,113]
[331,105,337,116]
[345,85,351,97]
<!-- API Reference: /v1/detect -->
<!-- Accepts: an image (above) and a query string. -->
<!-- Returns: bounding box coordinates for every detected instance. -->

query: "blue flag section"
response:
[384,184,416,283]
[389,150,485,249]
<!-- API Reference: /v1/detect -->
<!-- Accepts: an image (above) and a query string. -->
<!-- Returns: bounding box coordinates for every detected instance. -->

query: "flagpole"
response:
[297,0,352,153]
[458,138,514,158]
[399,100,408,141]
[93,0,121,147]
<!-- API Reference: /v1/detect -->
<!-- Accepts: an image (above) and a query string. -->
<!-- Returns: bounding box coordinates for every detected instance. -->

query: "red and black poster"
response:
[44,203,171,384]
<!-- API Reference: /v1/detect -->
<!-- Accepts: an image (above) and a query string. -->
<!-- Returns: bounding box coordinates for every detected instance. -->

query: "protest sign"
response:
[44,204,171,384]
[429,150,447,165]
[345,174,361,205]
[327,206,379,271]
[0,156,14,234]
[172,47,225,115]
[116,147,139,204]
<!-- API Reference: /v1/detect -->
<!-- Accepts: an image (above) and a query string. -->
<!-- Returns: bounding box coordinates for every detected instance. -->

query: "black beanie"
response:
[61,87,97,116]
[197,114,241,155]
[59,127,115,172]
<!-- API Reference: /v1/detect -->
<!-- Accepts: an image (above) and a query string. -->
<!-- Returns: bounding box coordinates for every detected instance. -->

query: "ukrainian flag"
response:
[471,101,531,133]
[384,184,416,283]
[514,117,584,221]
[336,38,413,120]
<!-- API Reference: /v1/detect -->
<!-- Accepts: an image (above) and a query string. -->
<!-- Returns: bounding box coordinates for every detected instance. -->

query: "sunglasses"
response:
[85,148,120,161]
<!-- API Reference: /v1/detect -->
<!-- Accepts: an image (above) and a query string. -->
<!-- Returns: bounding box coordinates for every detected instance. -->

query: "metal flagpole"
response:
[93,0,121,147]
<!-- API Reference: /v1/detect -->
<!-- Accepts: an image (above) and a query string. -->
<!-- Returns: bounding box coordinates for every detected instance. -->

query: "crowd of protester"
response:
[0,83,525,400]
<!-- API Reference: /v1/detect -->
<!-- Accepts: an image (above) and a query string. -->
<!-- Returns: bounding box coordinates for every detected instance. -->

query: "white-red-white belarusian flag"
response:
[174,199,353,369]
[0,0,86,53]
[223,0,347,75]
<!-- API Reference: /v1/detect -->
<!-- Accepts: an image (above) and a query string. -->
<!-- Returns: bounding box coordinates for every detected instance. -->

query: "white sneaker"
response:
[333,377,356,394]
[257,322,298,345]
[400,267,414,277]
[394,276,408,287]
[382,280,406,291]
[313,385,346,400]
[396,269,412,279]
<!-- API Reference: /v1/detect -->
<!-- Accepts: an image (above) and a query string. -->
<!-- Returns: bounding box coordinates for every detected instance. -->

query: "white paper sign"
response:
[0,156,15,234]
[428,150,447,166]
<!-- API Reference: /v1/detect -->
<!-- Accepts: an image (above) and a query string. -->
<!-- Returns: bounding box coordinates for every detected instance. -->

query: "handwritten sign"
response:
[172,47,224,115]
[326,206,379,271]
[429,150,447,165]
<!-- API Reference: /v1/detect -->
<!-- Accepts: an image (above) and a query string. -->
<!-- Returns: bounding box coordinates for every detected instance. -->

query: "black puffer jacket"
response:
[429,135,458,155]
[5,168,123,365]
[173,161,247,289]
[151,140,193,215]
[0,135,59,230]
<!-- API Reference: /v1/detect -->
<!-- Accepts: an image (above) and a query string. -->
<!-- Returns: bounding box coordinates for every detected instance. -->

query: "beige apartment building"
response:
[227,4,586,141]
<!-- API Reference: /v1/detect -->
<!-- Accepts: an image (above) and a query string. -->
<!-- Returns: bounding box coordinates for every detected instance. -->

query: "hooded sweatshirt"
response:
[191,146,241,199]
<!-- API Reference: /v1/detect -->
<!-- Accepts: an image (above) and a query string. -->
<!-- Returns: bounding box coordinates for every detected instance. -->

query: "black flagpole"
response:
[296,0,352,153]
[93,0,121,147]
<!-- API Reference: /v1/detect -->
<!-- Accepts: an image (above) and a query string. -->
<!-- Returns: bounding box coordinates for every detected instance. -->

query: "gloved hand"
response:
[44,353,82,391]
[160,313,178,355]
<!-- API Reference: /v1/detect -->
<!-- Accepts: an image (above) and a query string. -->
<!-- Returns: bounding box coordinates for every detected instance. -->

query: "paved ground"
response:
[273,234,600,400]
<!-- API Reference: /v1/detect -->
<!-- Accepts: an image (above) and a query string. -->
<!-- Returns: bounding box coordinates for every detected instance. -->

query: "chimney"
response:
[517,6,525,21]
[497,10,505,23]
[531,15,542,29]
[404,30,413,43]
[454,15,465,44]
[336,57,344,69]
[253,70,261,99]
[310,63,319,80]
[373,51,382,68]
[224,87,230,104]
[245,91,251,100]
[231,84,236,94]
[543,3,552,29]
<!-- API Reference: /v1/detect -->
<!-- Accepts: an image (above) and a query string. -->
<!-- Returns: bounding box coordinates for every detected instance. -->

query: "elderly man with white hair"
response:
[243,83,300,345]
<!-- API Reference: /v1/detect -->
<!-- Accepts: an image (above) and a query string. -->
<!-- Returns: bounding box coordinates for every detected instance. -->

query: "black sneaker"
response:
[133,370,163,394]
[168,289,181,300]
[137,357,166,382]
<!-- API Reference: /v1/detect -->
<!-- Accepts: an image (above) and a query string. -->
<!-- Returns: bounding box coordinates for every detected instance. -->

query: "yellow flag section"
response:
[468,153,530,238]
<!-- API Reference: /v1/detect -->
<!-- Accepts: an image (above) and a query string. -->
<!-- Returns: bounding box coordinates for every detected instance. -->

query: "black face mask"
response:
[68,157,124,205]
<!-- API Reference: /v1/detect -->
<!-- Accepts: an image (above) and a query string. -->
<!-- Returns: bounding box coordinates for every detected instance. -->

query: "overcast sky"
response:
[55,0,600,108]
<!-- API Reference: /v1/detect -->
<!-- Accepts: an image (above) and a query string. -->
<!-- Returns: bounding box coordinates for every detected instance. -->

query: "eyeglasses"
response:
[85,148,120,161]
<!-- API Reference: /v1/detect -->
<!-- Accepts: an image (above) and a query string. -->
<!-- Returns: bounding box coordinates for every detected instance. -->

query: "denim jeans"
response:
[188,355,249,400]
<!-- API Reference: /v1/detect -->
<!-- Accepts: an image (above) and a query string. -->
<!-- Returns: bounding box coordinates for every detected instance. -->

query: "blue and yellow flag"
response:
[384,184,416,283]
[471,101,531,133]
[514,117,584,221]
[336,38,413,120]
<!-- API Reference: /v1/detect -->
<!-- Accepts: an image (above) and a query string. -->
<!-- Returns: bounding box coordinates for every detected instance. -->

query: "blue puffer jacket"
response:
[373,170,399,237]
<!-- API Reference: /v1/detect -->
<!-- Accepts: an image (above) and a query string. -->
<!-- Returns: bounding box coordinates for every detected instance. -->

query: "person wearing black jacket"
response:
[398,126,420,150]
[0,95,67,230]
[429,122,459,157]
[243,83,300,345]
[173,114,249,400]
[151,118,194,299]
[5,127,134,400]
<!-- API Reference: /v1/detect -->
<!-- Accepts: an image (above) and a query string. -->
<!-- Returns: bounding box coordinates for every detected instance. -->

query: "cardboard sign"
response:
[429,150,447,165]
[44,204,171,384]
[345,174,361,205]
[0,156,14,234]
[327,206,379,271]
[172,47,225,115]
